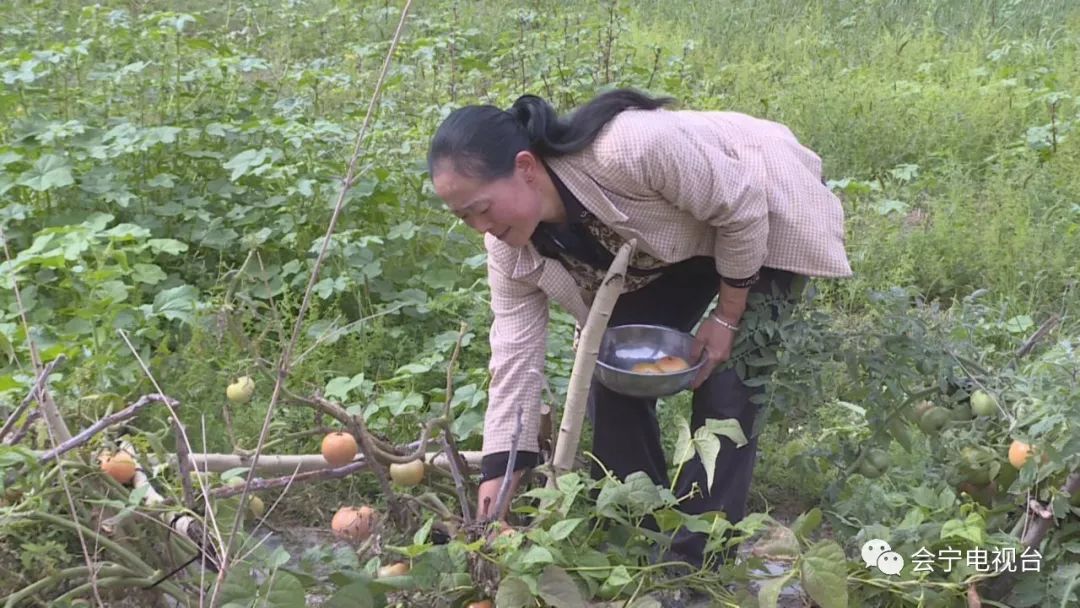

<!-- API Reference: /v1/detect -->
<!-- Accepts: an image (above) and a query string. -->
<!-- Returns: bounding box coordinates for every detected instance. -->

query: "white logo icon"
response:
[861,539,905,576]
[876,551,906,575]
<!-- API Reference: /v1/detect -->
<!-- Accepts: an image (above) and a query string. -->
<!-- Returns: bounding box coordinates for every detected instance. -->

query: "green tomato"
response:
[970,390,997,417]
[859,460,883,479]
[918,407,952,434]
[867,448,891,471]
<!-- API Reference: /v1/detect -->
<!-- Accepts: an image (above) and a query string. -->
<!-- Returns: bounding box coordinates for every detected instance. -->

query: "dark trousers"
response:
[586,264,800,567]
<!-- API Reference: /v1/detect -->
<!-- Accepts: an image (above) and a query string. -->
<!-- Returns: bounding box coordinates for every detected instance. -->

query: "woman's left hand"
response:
[690,314,738,389]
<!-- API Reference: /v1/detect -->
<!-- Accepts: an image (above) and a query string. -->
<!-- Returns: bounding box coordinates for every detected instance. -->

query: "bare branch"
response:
[442,434,472,523]
[490,401,526,522]
[441,321,474,522]
[445,321,468,419]
[4,409,38,445]
[209,459,369,498]
[1015,314,1060,359]
[0,354,66,442]
[37,394,179,464]
[186,450,481,477]
[174,420,196,509]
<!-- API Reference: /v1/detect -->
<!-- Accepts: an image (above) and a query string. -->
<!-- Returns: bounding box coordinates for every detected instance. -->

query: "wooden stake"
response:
[547,240,635,486]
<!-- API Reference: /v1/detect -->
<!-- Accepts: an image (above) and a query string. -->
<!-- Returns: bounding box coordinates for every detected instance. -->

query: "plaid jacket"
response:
[479,108,852,456]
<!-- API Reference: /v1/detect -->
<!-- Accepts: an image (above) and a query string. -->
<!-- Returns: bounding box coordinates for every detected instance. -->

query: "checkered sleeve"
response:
[611,115,771,280]
[482,253,547,457]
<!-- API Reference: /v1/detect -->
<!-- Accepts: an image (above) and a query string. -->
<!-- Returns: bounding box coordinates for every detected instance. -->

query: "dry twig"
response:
[0,354,66,442]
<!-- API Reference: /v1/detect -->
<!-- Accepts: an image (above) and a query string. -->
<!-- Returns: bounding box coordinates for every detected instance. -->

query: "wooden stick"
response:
[0,354,66,442]
[1015,314,1059,359]
[4,409,39,445]
[174,420,196,509]
[441,321,474,522]
[547,240,635,485]
[442,436,473,523]
[491,401,526,521]
[186,450,482,476]
[37,394,180,464]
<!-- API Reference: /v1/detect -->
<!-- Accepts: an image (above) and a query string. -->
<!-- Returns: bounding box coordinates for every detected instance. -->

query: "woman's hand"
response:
[690,312,739,389]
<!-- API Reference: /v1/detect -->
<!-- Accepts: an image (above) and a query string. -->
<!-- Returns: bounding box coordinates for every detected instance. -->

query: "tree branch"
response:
[37,394,180,464]
[185,450,481,477]
[490,401,525,522]
[441,321,474,522]
[174,420,196,510]
[0,354,66,442]
[1015,314,1060,359]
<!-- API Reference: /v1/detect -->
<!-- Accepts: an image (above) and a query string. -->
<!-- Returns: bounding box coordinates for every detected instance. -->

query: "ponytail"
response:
[428,88,675,181]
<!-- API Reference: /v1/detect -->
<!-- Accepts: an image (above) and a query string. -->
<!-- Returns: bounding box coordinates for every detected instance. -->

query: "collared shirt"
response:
[480,165,755,483]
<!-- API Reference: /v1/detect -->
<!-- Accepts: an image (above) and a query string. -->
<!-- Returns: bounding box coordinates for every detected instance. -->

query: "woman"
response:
[426,88,851,567]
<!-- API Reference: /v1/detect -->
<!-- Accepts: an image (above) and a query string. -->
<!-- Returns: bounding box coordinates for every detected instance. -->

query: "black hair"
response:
[427,88,675,181]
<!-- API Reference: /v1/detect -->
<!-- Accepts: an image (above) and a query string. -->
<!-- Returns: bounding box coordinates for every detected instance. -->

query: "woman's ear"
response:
[515,150,539,183]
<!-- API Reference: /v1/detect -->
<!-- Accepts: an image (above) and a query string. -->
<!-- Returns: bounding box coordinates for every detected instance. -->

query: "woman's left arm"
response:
[690,281,749,388]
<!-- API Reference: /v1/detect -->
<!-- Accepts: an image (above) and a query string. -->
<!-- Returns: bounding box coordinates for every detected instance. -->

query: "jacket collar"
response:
[545,157,630,228]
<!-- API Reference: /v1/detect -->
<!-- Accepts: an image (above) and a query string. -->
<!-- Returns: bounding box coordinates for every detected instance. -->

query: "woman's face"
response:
[432,152,544,248]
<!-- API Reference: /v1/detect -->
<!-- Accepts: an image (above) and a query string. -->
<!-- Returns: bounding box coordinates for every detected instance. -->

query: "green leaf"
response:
[792,508,823,539]
[537,565,586,607]
[413,516,434,545]
[1004,315,1034,334]
[705,418,749,447]
[673,415,694,465]
[216,570,258,606]
[142,284,200,324]
[268,546,291,569]
[940,512,987,546]
[496,575,534,608]
[1051,563,1080,608]
[17,154,74,191]
[325,374,369,401]
[604,565,633,587]
[548,518,583,541]
[145,238,188,255]
[693,427,721,491]
[322,580,374,608]
[754,523,800,559]
[132,263,167,285]
[223,147,279,181]
[263,571,305,607]
[624,471,666,513]
[800,541,848,608]
[757,573,793,608]
[519,545,554,567]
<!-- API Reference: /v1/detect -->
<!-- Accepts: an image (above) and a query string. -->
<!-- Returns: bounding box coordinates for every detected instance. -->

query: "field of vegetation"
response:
[1,0,1078,606]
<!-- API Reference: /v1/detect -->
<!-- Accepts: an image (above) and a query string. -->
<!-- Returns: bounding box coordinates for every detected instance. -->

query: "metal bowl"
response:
[593,324,705,398]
